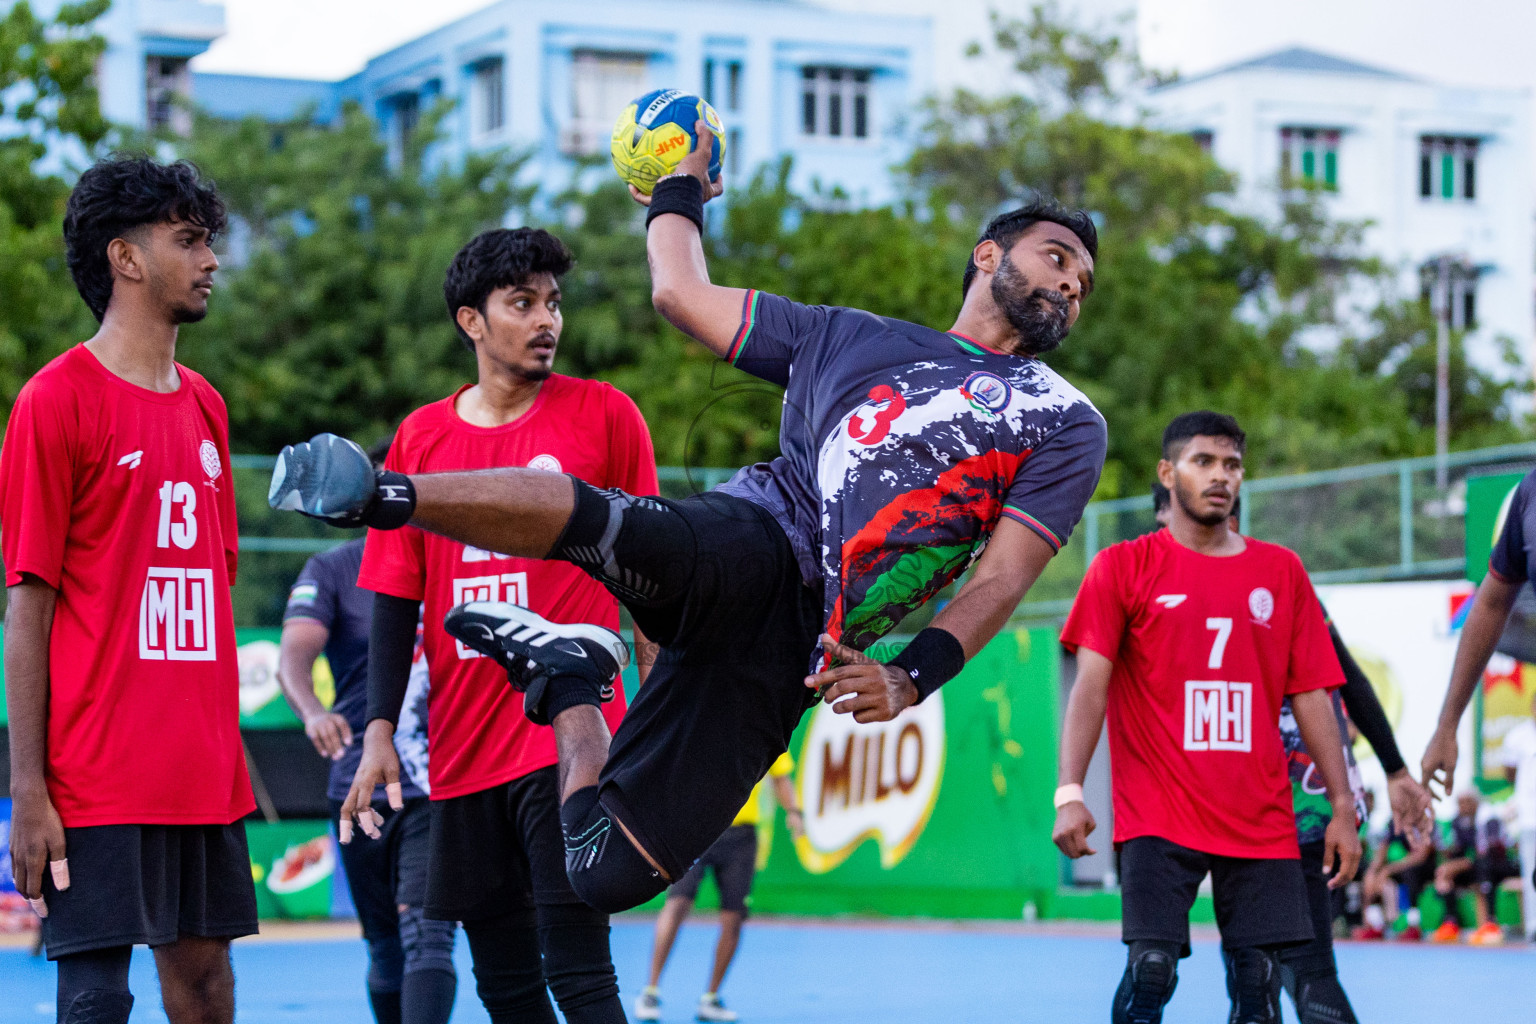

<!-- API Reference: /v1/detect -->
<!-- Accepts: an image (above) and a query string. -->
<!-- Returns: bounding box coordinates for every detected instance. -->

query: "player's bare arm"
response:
[806,518,1057,723]
[630,120,743,358]
[1052,647,1112,858]
[1422,570,1521,796]
[3,576,70,915]
[1289,688,1363,887]
[276,617,353,760]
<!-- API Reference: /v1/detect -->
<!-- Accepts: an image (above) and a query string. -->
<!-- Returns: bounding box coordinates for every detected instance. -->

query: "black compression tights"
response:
[56,947,134,1024]
[461,905,625,1024]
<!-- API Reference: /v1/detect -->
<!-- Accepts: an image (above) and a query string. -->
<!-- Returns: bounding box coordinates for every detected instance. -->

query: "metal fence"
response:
[229,444,1536,628]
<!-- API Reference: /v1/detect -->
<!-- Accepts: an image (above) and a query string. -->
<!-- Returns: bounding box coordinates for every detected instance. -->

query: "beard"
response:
[991,253,1071,356]
[170,301,209,325]
[1172,476,1231,528]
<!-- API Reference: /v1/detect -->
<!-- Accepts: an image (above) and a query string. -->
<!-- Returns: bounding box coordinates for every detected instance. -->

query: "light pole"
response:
[1420,255,1474,491]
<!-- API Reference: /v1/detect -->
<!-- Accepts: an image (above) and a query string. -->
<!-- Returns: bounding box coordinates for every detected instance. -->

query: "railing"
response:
[229,444,1536,627]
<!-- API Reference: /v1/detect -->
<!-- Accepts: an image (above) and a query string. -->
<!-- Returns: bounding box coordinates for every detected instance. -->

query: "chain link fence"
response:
[228,444,1536,628]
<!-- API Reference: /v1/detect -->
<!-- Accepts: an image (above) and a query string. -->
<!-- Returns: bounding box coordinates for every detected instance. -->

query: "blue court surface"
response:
[1,917,1527,1023]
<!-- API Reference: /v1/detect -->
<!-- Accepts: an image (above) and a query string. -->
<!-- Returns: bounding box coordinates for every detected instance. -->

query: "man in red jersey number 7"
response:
[1054,412,1360,1024]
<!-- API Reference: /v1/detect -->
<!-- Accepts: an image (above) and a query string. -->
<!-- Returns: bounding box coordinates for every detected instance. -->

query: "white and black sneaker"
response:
[443,602,629,725]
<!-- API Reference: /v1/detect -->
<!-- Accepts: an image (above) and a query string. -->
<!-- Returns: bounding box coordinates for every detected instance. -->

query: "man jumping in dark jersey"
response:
[267,126,1107,912]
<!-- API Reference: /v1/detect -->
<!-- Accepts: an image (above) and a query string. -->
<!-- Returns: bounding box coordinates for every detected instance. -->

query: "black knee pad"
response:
[398,906,456,978]
[560,786,669,914]
[1113,942,1179,1024]
[57,947,134,1024]
[365,934,405,993]
[550,478,690,606]
[1225,948,1281,1024]
[59,991,134,1024]
[537,902,620,1012]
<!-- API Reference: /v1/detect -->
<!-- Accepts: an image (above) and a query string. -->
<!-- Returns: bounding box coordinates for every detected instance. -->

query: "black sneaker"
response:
[443,602,629,725]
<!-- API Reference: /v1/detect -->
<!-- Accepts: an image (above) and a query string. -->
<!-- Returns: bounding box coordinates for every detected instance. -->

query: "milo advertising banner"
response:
[746,627,1062,919]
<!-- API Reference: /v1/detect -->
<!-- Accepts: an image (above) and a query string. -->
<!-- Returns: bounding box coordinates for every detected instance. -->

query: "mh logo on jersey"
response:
[1183,680,1252,752]
[140,567,217,661]
[960,371,1012,415]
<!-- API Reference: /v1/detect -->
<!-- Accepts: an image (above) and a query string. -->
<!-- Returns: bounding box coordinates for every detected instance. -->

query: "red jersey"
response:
[0,345,252,826]
[358,376,658,800]
[1059,529,1341,859]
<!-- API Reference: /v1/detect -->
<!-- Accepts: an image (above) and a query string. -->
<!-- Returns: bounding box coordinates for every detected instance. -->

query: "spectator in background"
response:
[276,435,455,1024]
[1432,791,1518,945]
[1358,823,1435,940]
[635,753,803,1023]
[1496,692,1536,942]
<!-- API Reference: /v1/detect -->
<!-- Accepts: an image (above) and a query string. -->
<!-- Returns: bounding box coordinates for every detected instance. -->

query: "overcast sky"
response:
[194,0,1536,103]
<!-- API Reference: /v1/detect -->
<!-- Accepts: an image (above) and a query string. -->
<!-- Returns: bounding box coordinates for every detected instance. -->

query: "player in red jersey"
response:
[1,158,253,1024]
[1054,412,1361,1024]
[338,228,657,1024]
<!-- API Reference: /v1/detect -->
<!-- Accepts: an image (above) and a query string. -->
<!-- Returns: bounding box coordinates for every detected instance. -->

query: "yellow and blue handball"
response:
[610,88,726,195]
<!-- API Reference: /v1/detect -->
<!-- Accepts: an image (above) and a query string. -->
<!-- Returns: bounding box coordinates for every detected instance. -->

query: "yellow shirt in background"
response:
[731,752,795,827]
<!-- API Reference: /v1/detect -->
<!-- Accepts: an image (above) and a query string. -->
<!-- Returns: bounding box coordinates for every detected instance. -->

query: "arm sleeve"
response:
[605,388,660,496]
[1328,616,1404,774]
[1488,478,1531,583]
[728,291,833,386]
[366,591,422,726]
[0,382,75,588]
[1001,408,1107,553]
[283,553,339,629]
[1285,559,1345,695]
[1058,547,1126,661]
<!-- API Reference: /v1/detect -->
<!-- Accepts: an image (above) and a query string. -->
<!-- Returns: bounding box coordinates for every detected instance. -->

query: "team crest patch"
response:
[960,371,1011,414]
[528,454,562,473]
[1249,587,1274,624]
[199,440,222,480]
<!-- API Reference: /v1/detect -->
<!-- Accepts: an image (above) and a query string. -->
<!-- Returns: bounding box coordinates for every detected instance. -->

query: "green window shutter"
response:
[1442,153,1455,198]
[1324,150,1337,188]
[1302,149,1316,180]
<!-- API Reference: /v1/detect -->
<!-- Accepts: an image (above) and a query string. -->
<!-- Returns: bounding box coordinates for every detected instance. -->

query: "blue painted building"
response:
[11,0,225,135]
[192,0,933,205]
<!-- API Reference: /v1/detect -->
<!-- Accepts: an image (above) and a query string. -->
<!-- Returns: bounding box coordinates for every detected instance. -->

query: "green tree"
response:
[182,103,533,452]
[0,0,110,407]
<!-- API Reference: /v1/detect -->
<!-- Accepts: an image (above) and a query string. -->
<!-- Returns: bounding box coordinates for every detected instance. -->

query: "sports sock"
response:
[56,946,134,1024]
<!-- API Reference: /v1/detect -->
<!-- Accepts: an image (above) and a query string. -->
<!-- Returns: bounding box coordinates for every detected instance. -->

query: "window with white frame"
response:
[566,51,647,156]
[388,93,419,167]
[1279,127,1341,190]
[470,58,505,138]
[703,58,743,113]
[145,56,191,134]
[801,66,871,140]
[1419,136,1478,200]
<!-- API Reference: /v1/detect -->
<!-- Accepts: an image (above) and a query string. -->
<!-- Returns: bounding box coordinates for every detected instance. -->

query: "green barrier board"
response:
[1465,472,1525,582]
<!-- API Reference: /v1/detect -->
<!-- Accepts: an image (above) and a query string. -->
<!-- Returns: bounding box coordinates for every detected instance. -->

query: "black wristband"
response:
[889,627,966,703]
[364,470,416,530]
[645,174,704,234]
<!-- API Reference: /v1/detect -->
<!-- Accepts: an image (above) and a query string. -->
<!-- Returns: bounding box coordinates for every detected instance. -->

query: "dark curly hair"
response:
[443,228,575,351]
[1162,410,1246,461]
[962,196,1099,298]
[63,156,227,322]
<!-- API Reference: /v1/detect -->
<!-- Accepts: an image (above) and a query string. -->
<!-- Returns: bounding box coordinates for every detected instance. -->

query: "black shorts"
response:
[331,796,431,939]
[424,765,581,921]
[40,822,258,959]
[558,486,822,881]
[1473,854,1520,895]
[1119,835,1312,955]
[667,824,759,915]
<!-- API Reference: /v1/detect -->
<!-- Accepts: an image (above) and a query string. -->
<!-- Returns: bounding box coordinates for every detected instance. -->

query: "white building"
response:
[1148,47,1534,373]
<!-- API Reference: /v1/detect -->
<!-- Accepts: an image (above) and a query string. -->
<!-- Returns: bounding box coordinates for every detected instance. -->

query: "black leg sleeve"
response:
[560,786,669,914]
[461,910,557,1024]
[537,902,625,1024]
[56,947,134,1024]
[367,592,423,726]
